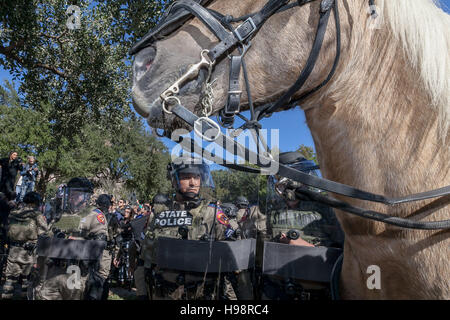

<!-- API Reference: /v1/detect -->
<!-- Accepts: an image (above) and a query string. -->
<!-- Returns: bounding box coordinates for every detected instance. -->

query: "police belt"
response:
[156,237,256,273]
[36,236,106,261]
[262,242,342,283]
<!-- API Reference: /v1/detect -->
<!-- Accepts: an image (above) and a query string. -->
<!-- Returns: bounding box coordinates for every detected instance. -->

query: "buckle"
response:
[193,117,221,142]
[233,17,257,42]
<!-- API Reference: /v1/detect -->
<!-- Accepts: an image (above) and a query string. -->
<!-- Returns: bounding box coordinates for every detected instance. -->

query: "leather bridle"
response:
[130,0,450,230]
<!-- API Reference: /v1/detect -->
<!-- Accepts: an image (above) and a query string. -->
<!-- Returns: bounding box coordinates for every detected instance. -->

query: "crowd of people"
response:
[0,152,39,204]
[0,150,344,300]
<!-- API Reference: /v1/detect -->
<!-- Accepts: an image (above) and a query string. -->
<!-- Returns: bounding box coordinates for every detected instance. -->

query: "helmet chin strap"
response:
[181,191,198,200]
[177,191,202,209]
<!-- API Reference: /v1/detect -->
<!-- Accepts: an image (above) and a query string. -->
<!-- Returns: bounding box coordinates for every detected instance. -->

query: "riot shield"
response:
[262,242,342,283]
[36,237,106,261]
[156,237,256,273]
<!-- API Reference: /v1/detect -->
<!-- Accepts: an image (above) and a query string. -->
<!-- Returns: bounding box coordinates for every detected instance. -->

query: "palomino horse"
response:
[131,0,449,299]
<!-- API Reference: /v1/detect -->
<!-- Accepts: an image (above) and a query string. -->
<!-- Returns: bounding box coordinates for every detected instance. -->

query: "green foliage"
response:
[0,1,174,200]
[297,144,318,164]
[211,169,267,212]
[0,81,171,200]
[0,0,171,137]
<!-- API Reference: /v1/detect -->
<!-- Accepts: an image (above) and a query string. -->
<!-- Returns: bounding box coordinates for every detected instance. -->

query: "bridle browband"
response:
[130,0,450,230]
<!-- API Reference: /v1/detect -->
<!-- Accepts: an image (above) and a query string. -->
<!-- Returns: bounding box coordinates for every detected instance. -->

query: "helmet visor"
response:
[63,187,92,213]
[173,163,215,190]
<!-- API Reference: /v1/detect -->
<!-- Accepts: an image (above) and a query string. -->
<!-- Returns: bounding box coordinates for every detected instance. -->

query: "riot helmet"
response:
[220,202,238,218]
[23,191,42,207]
[168,156,214,200]
[96,194,112,213]
[278,152,319,176]
[64,177,94,214]
[235,196,249,209]
[267,151,320,212]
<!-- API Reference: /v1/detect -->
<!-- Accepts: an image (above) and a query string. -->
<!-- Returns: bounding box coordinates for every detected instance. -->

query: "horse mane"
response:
[382,0,450,135]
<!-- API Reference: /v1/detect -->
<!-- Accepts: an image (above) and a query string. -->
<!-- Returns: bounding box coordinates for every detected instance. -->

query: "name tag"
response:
[154,210,193,228]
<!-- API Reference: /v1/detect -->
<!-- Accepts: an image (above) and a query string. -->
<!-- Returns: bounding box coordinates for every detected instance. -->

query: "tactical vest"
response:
[142,200,226,267]
[150,201,211,239]
[7,207,41,242]
[52,205,93,236]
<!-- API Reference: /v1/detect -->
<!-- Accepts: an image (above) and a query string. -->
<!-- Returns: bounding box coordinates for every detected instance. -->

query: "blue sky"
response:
[1,0,449,170]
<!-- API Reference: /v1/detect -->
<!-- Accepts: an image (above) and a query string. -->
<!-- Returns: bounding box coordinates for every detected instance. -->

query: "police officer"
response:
[141,156,237,300]
[98,194,119,300]
[130,194,165,300]
[228,196,266,300]
[267,152,344,247]
[1,192,48,299]
[34,177,110,300]
[262,152,344,300]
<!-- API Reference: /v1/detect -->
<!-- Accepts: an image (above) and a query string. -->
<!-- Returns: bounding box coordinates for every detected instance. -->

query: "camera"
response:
[52,227,66,239]
[178,226,189,240]
[220,203,238,218]
[286,229,300,240]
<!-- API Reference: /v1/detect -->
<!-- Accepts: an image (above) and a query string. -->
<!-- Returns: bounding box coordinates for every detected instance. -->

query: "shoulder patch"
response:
[96,213,106,225]
[216,209,230,226]
[94,209,103,214]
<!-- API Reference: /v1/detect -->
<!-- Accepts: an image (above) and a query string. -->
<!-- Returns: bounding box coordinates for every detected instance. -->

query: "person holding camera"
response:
[17,156,39,203]
[0,151,24,201]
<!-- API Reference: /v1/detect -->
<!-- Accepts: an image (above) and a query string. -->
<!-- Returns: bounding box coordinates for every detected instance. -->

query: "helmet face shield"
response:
[63,187,92,213]
[267,159,321,211]
[171,162,215,191]
[290,160,320,178]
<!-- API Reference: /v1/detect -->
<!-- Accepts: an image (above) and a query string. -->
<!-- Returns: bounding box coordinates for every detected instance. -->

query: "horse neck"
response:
[302,10,450,299]
[307,6,447,203]
[303,9,449,238]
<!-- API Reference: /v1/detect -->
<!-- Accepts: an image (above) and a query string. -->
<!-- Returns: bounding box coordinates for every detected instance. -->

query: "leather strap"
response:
[129,0,214,55]
[258,0,335,119]
[170,0,231,41]
[223,55,242,125]
[169,102,450,230]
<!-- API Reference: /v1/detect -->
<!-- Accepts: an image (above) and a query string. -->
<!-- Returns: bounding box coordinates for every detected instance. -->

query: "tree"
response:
[0,81,171,200]
[211,168,267,212]
[297,144,318,164]
[0,1,174,199]
[0,0,170,137]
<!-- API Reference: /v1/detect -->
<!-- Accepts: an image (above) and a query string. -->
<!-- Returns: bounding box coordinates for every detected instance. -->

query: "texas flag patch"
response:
[97,214,105,224]
[216,210,230,226]
[96,211,106,224]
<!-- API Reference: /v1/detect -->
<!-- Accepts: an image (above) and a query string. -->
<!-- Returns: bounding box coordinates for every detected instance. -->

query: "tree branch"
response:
[0,43,67,78]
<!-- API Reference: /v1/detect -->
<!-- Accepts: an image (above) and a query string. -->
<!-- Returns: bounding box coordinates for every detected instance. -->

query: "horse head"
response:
[130,0,450,299]
[131,0,344,132]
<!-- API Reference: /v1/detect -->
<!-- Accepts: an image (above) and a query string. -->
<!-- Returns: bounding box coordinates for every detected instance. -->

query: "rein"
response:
[130,0,450,230]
